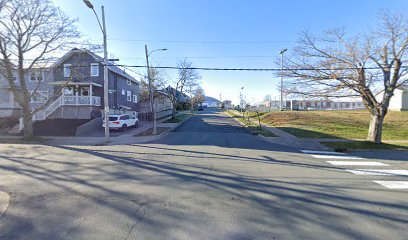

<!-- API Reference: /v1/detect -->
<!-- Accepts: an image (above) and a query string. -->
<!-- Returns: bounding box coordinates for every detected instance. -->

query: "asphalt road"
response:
[0,109,407,239]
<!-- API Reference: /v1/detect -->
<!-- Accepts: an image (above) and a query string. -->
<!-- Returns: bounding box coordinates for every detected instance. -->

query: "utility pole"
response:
[83,0,110,142]
[240,86,244,118]
[189,84,193,114]
[279,48,287,111]
[144,45,167,135]
[101,6,109,142]
[145,45,157,135]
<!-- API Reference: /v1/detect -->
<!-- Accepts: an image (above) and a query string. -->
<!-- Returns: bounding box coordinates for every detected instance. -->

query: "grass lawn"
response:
[164,114,190,123]
[321,141,408,150]
[226,110,276,137]
[259,110,408,140]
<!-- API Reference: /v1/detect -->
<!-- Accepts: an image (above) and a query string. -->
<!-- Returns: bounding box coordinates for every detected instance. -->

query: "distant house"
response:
[262,99,365,111]
[0,61,21,118]
[164,85,191,109]
[0,60,54,118]
[202,96,221,108]
[387,87,408,111]
[223,100,232,109]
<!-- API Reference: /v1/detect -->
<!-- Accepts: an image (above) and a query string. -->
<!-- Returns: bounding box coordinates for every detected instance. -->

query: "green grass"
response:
[226,110,276,137]
[259,110,408,140]
[164,114,190,123]
[321,141,408,150]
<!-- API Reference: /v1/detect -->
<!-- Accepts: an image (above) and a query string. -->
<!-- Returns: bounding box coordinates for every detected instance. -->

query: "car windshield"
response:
[109,116,118,121]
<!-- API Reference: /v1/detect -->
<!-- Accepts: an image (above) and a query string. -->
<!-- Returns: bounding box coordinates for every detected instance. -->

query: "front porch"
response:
[50,82,102,107]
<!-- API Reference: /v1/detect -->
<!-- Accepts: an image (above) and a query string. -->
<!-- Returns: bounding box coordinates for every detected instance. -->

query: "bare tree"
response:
[139,67,167,102]
[191,85,205,108]
[167,59,201,119]
[0,0,80,138]
[283,12,408,143]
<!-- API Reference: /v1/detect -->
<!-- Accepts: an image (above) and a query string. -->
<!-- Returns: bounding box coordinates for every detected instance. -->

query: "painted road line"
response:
[311,155,364,159]
[347,169,408,176]
[327,161,389,166]
[301,150,345,155]
[373,181,408,189]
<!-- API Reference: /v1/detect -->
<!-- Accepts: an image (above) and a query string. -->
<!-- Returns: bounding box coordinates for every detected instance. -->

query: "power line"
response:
[113,64,408,72]
[8,63,408,72]
[118,55,280,60]
[106,38,295,45]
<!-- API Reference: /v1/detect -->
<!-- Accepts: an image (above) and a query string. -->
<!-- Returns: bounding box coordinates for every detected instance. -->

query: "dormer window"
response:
[29,70,44,82]
[90,63,99,76]
[64,64,71,77]
[127,79,131,85]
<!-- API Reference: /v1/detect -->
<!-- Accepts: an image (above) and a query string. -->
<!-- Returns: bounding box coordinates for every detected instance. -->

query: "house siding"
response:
[52,50,139,117]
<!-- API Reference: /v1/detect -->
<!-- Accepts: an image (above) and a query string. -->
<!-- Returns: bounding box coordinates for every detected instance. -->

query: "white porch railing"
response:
[19,96,102,130]
[62,96,101,106]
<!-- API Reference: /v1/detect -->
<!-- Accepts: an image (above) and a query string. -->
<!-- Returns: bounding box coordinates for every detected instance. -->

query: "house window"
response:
[133,95,137,103]
[127,90,131,101]
[10,72,17,83]
[29,91,48,103]
[64,64,71,77]
[122,89,125,95]
[127,79,131,85]
[90,63,99,76]
[29,70,44,82]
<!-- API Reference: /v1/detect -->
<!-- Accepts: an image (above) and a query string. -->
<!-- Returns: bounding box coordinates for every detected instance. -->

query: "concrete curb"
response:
[0,191,10,218]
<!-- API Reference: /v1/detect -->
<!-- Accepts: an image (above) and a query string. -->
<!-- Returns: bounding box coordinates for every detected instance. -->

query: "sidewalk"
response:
[0,113,191,146]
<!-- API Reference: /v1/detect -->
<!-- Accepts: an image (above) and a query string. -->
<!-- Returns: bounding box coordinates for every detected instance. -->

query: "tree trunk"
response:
[257,113,261,128]
[23,110,34,139]
[367,113,385,144]
[172,107,176,119]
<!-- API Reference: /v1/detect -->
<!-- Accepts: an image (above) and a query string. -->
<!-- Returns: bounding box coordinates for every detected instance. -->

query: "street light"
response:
[279,48,287,111]
[240,86,244,118]
[145,45,167,135]
[83,0,110,143]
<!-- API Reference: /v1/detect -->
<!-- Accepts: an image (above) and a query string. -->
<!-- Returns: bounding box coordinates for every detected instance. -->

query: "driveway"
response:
[0,109,407,239]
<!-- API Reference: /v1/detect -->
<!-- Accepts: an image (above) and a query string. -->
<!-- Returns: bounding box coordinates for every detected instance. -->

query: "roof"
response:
[204,96,221,103]
[51,48,138,84]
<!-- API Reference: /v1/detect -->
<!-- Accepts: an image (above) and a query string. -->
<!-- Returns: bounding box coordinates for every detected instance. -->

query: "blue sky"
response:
[53,0,407,104]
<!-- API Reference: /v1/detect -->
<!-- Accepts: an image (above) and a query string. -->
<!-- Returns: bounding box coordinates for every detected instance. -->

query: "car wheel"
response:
[121,124,128,132]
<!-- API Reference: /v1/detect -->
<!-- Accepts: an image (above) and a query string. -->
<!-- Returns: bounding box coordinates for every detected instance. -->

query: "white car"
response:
[102,114,139,131]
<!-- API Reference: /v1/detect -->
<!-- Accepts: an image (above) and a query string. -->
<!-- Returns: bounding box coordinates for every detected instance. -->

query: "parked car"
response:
[198,106,204,111]
[102,114,139,131]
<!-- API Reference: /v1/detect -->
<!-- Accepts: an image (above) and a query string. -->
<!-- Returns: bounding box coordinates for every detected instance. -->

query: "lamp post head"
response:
[241,87,244,90]
[83,0,94,9]
[161,48,168,51]
[279,48,288,55]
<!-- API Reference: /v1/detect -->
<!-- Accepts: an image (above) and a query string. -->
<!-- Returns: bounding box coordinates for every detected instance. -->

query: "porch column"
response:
[90,84,93,106]
[75,85,78,105]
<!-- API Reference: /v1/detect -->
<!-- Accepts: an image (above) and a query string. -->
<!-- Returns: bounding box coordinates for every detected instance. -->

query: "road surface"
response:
[0,110,407,239]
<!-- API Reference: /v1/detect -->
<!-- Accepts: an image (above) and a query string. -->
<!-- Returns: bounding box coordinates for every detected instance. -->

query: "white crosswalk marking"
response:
[311,155,364,159]
[301,150,345,155]
[373,181,408,189]
[347,169,408,176]
[327,161,389,166]
[303,150,408,190]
